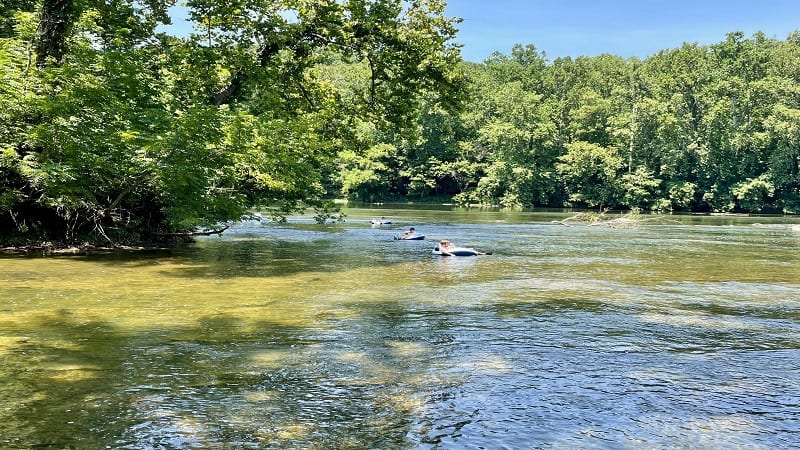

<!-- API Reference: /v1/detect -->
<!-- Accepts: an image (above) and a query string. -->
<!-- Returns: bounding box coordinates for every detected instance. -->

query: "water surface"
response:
[1,208,799,448]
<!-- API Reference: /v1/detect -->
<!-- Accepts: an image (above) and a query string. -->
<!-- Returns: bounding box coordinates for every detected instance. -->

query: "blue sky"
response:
[446,0,800,62]
[161,1,800,62]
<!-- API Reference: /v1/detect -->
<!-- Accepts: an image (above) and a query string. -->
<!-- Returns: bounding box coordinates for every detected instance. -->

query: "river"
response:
[1,207,799,449]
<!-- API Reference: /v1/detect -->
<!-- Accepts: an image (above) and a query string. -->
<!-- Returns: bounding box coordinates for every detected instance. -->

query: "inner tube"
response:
[371,220,392,225]
[432,245,481,256]
[395,233,426,240]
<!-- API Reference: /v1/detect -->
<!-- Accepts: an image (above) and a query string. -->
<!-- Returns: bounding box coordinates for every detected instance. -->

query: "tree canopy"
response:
[2,2,800,248]
[1,0,464,246]
[343,36,800,214]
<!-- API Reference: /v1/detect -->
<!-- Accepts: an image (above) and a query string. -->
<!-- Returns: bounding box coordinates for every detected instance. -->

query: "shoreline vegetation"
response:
[3,2,800,249]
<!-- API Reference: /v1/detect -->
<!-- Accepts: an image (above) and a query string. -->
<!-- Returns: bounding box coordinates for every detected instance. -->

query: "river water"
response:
[1,207,799,449]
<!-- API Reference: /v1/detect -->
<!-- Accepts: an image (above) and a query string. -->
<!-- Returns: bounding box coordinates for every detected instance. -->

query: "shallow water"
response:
[1,208,799,449]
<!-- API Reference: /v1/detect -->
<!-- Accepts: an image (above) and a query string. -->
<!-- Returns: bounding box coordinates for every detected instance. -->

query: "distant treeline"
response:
[2,0,799,247]
[343,34,800,215]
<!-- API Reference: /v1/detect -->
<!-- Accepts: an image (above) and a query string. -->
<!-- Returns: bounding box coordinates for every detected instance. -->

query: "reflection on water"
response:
[1,208,799,448]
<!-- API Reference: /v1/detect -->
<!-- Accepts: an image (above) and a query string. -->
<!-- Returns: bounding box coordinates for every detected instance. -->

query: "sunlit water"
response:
[2,208,799,449]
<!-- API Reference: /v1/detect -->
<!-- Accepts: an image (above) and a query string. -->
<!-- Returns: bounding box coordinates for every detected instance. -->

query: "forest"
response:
[2,0,800,247]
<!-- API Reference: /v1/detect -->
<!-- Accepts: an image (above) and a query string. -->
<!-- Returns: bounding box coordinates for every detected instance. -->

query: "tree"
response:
[449,32,800,213]
[556,141,624,209]
[0,0,464,246]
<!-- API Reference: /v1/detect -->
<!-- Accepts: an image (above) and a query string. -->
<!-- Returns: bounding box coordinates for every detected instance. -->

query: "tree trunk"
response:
[35,0,75,68]
[628,105,636,172]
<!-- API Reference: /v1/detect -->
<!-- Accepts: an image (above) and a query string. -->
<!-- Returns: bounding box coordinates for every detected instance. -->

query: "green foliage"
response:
[336,29,800,215]
[0,0,463,246]
[442,30,800,214]
[732,175,775,212]
[667,181,697,210]
[556,141,623,208]
[336,143,397,201]
[620,168,662,210]
[4,0,800,249]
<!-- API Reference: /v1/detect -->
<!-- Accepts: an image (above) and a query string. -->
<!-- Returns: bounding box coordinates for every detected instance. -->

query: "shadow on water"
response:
[1,311,429,448]
[0,302,487,448]
[3,295,799,448]
[80,223,433,280]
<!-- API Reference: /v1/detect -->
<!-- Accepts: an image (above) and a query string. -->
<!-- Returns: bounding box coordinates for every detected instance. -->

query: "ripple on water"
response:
[2,211,800,448]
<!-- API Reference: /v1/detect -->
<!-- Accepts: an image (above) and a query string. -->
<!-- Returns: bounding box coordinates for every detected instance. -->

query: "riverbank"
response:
[0,244,173,256]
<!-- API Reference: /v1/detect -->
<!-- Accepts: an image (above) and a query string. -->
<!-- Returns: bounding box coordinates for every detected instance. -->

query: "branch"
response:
[149,225,230,237]
[212,33,294,106]
[212,66,250,106]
